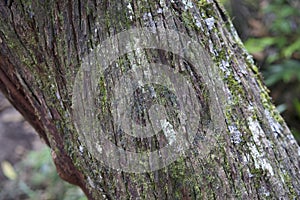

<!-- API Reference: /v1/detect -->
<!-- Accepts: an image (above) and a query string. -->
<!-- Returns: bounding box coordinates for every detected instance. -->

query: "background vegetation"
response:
[0,147,86,200]
[222,0,300,142]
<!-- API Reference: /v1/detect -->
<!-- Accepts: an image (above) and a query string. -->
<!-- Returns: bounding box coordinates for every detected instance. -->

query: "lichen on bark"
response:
[0,0,300,199]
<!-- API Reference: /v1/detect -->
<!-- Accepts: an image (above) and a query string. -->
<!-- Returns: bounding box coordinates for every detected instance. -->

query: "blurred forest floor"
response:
[0,92,86,200]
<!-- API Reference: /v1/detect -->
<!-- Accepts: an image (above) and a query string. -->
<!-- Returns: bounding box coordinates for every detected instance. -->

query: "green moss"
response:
[98,75,108,111]
[226,73,246,104]
[181,11,196,30]
[251,64,260,75]
[250,168,265,190]
[250,168,264,176]
[168,156,191,198]
[197,0,212,7]
[197,1,214,16]
[283,172,297,199]
[259,90,285,124]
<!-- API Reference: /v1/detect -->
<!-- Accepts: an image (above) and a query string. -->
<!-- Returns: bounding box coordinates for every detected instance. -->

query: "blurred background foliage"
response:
[221,0,300,142]
[0,147,87,200]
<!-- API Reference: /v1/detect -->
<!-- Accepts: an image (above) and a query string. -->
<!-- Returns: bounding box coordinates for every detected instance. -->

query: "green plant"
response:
[243,0,300,142]
[263,60,300,86]
[245,0,300,62]
[0,147,87,200]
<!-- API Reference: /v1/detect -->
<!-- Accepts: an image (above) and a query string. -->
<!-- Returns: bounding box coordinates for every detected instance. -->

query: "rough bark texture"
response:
[0,0,300,199]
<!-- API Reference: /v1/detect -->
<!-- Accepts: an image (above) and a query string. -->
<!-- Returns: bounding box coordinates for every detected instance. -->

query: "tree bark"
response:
[0,0,299,199]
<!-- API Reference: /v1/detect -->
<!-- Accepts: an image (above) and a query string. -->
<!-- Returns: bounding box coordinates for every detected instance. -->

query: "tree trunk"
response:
[0,0,299,199]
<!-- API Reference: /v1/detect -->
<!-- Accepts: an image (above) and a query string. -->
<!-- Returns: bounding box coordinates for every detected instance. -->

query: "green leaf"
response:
[283,38,300,58]
[278,5,295,18]
[245,37,276,53]
[266,53,280,64]
[264,60,300,86]
[273,20,291,34]
[274,36,287,48]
